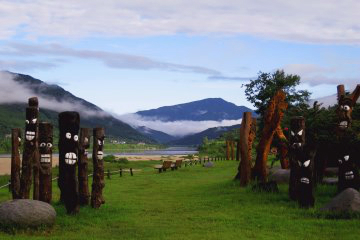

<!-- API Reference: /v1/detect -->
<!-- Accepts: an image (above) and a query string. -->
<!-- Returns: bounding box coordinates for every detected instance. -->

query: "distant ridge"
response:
[136,98,255,122]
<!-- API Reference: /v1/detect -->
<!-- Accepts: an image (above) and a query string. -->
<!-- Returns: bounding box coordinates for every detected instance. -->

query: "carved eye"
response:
[47,143,53,148]
[25,120,29,124]
[338,159,343,164]
[40,142,46,147]
[298,161,302,166]
[66,132,71,139]
[291,131,295,136]
[344,155,349,161]
[32,118,37,124]
[98,139,102,146]
[74,135,79,141]
[297,130,303,136]
[343,105,350,111]
[18,137,21,142]
[303,160,310,167]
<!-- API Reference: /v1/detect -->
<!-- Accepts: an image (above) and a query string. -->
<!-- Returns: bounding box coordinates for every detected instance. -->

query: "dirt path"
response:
[0,157,59,175]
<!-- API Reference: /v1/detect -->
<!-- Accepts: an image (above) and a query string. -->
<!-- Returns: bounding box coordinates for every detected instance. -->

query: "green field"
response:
[0,160,359,240]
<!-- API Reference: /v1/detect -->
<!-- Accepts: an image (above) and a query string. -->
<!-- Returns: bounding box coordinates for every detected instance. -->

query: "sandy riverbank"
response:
[0,155,189,175]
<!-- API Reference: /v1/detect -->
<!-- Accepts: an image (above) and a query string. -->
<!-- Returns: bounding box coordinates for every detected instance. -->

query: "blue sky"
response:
[0,0,360,116]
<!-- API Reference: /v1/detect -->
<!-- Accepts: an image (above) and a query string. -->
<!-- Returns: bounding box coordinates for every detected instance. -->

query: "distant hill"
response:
[136,98,255,121]
[0,72,154,143]
[135,126,177,144]
[168,124,240,146]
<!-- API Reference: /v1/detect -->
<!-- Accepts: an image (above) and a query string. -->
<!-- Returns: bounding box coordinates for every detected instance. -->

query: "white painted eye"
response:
[297,130,303,136]
[31,118,37,124]
[344,105,350,111]
[291,131,295,136]
[344,155,349,161]
[338,159,343,164]
[98,139,102,145]
[303,160,310,167]
[40,142,46,147]
[25,120,29,124]
[298,161,302,166]
[74,135,79,141]
[18,137,21,142]
[84,137,89,143]
[47,143,53,148]
[66,132,71,139]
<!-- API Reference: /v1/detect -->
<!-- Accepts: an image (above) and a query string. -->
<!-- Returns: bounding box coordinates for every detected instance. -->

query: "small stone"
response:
[324,167,338,177]
[320,188,360,213]
[322,177,338,185]
[0,199,56,228]
[203,162,214,168]
[268,169,290,184]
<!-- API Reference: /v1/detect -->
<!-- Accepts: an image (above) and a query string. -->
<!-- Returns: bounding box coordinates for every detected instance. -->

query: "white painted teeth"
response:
[300,178,310,184]
[40,154,51,163]
[65,152,77,165]
[97,151,103,160]
[345,171,354,180]
[339,121,348,128]
[84,150,88,156]
[25,131,35,141]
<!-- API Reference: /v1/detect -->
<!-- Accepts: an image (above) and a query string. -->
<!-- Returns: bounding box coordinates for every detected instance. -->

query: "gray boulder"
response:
[320,188,360,213]
[268,169,290,184]
[203,162,214,168]
[0,199,56,228]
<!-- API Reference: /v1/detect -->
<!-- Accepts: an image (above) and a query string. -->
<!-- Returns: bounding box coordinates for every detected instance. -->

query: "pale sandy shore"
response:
[0,155,189,175]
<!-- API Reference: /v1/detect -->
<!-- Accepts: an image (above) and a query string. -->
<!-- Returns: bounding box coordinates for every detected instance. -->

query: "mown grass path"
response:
[0,160,360,239]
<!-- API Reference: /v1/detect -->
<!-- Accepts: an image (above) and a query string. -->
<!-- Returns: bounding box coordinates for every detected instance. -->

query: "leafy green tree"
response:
[243,70,311,118]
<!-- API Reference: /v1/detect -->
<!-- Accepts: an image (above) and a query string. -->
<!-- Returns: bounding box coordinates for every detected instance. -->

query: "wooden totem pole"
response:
[91,127,105,209]
[226,140,230,160]
[235,112,256,186]
[336,84,360,192]
[288,117,305,201]
[39,122,53,203]
[11,128,21,199]
[252,90,287,182]
[20,97,39,199]
[59,111,80,214]
[79,128,91,205]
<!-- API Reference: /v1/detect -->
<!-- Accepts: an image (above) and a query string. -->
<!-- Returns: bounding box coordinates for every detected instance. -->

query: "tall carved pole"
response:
[288,117,305,201]
[79,128,91,205]
[230,141,235,160]
[225,140,229,160]
[20,97,39,199]
[39,122,53,203]
[91,127,105,209]
[252,90,287,182]
[11,128,21,199]
[59,111,80,214]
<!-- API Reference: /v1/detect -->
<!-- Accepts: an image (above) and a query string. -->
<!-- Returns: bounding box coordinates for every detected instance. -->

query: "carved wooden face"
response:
[336,97,353,130]
[338,153,357,182]
[25,107,38,143]
[290,117,305,149]
[39,123,53,165]
[59,112,80,166]
[94,128,105,162]
[297,149,315,186]
[80,128,90,157]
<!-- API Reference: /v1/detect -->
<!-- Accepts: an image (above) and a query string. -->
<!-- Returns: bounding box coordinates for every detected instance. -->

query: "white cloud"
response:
[0,71,108,118]
[0,1,359,44]
[117,113,242,136]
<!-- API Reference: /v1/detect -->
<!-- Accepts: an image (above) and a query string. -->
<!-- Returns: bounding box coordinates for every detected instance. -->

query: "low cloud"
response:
[117,113,242,137]
[208,75,252,81]
[0,71,108,118]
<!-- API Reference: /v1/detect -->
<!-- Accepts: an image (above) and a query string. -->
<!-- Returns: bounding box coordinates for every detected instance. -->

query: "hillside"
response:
[135,126,177,143]
[136,98,255,121]
[169,124,240,146]
[0,72,154,143]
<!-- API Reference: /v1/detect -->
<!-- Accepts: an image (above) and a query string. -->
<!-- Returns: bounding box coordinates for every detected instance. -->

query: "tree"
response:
[243,70,311,120]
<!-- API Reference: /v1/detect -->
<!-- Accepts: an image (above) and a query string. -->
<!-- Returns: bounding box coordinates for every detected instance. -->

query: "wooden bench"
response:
[154,160,173,173]
[171,160,182,170]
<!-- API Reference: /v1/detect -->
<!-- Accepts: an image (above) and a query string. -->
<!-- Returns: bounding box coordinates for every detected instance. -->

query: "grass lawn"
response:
[0,160,359,239]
